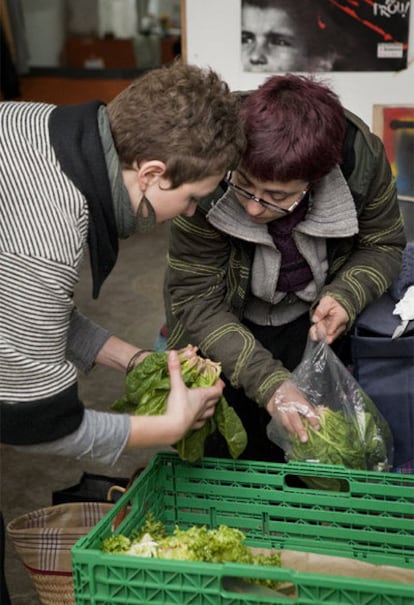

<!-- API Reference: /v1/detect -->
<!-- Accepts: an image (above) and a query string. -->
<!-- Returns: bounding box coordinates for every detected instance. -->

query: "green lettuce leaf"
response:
[111,348,247,462]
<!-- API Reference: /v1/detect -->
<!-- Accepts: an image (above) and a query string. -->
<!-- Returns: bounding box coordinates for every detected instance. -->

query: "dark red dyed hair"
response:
[239,74,346,183]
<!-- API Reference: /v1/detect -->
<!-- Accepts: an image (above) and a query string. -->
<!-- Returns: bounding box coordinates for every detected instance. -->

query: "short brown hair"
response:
[107,62,245,187]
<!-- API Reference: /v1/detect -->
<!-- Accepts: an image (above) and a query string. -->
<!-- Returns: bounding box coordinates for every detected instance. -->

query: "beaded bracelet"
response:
[126,349,152,375]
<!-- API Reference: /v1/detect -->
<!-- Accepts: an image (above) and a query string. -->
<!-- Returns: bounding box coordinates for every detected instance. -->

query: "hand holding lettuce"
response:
[112,346,247,462]
[266,339,393,488]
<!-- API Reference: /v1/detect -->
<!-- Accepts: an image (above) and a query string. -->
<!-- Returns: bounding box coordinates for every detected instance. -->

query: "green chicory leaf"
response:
[111,347,247,462]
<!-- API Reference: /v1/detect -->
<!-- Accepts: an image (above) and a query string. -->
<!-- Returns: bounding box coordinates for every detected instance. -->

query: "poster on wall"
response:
[373,105,414,203]
[241,0,411,73]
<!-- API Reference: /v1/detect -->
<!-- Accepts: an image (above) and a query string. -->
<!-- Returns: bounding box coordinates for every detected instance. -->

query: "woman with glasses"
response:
[164,74,405,462]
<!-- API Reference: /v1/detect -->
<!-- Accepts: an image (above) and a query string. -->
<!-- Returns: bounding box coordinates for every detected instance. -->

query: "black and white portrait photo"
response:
[241,0,410,73]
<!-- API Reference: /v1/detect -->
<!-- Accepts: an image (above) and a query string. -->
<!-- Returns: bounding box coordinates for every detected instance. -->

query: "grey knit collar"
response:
[207,165,358,243]
[98,106,136,239]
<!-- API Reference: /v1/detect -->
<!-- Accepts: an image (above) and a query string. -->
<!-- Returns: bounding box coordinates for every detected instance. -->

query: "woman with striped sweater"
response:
[0,62,245,464]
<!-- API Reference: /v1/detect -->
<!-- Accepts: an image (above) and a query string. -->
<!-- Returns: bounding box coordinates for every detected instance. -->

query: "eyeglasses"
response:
[225,173,309,215]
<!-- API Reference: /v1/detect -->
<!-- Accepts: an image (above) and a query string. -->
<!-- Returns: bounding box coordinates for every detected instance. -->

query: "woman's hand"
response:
[266,381,320,443]
[127,350,223,449]
[165,350,223,434]
[310,295,349,344]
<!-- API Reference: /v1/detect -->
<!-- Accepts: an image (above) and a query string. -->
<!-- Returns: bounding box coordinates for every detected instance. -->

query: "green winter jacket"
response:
[164,109,406,407]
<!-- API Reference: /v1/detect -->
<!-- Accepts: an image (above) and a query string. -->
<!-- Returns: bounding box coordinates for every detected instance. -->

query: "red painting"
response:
[373,105,414,202]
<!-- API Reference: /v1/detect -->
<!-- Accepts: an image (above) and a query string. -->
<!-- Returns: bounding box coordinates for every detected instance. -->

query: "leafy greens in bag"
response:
[267,339,393,489]
[112,346,247,462]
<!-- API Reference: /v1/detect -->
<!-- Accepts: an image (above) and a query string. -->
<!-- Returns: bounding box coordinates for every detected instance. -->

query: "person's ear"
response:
[134,160,167,190]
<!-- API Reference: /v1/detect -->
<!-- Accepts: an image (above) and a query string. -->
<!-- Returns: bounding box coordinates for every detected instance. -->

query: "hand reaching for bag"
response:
[266,380,320,444]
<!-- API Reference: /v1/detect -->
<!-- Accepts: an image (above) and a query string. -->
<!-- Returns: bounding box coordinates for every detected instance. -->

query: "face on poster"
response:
[240,0,411,72]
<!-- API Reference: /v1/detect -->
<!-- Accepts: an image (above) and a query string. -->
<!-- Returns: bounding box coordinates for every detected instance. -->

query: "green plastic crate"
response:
[72,452,414,604]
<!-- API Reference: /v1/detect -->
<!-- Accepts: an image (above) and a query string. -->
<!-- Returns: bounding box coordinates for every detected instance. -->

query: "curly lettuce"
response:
[101,514,282,590]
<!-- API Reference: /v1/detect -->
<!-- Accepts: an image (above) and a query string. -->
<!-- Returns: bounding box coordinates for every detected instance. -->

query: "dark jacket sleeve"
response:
[321,115,406,327]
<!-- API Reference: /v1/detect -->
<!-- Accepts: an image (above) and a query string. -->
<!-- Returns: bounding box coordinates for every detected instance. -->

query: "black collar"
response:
[49,100,118,298]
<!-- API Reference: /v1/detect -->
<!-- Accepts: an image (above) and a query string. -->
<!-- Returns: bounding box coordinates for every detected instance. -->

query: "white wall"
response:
[21,0,66,67]
[184,0,414,128]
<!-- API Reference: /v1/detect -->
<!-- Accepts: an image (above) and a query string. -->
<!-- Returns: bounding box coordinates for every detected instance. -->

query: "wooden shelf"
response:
[64,36,137,69]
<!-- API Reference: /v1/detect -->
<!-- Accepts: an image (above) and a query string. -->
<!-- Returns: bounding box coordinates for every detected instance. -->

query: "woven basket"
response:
[7,501,112,605]
[23,572,75,605]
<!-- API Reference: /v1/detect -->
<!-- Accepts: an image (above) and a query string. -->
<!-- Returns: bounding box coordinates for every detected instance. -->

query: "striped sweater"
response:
[0,101,89,401]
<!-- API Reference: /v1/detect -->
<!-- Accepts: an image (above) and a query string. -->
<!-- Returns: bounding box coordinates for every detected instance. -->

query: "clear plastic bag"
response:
[266,338,394,480]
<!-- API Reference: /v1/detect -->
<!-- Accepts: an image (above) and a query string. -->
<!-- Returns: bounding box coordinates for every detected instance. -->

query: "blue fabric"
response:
[351,332,414,468]
[356,243,414,338]
[351,244,414,470]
